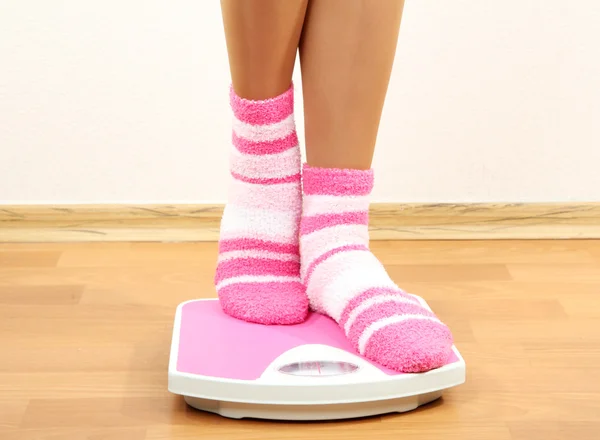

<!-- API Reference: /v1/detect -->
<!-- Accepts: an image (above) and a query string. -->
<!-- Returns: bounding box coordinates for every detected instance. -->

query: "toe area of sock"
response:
[218,281,309,325]
[363,319,454,373]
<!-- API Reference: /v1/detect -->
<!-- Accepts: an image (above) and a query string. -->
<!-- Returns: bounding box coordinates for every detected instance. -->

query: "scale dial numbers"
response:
[278,361,359,377]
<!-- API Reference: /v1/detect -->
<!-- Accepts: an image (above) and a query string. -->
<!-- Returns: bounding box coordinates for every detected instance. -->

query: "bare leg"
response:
[221,0,308,100]
[299,0,404,169]
[298,0,454,373]
[215,1,310,325]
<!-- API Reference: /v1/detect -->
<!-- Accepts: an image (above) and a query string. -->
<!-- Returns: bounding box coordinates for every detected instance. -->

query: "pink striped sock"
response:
[300,164,454,372]
[215,85,309,325]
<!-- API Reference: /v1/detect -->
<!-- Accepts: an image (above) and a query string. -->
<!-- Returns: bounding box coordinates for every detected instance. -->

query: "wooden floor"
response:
[1,240,599,439]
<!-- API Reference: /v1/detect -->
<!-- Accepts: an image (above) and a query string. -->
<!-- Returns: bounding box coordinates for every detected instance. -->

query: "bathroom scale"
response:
[168,298,465,421]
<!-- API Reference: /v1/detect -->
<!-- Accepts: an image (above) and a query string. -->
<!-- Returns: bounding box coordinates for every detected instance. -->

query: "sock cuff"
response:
[302,164,374,196]
[230,84,294,126]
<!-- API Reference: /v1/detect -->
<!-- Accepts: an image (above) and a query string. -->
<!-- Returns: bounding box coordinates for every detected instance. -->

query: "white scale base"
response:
[183,391,444,421]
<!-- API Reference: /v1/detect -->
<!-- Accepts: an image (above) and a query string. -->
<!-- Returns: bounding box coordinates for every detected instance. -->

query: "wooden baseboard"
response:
[1,203,600,243]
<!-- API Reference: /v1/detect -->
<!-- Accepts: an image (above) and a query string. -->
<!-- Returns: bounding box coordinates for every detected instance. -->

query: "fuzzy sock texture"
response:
[215,85,308,324]
[300,164,454,372]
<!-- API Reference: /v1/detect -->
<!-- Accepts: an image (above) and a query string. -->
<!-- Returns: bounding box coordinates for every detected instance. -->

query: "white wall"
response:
[1,1,599,204]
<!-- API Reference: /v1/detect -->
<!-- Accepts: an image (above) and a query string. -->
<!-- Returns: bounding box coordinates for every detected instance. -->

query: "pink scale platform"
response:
[168,299,465,421]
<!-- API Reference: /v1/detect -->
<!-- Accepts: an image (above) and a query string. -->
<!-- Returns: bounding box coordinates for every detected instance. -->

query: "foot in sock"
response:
[300,165,453,372]
[215,85,309,325]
